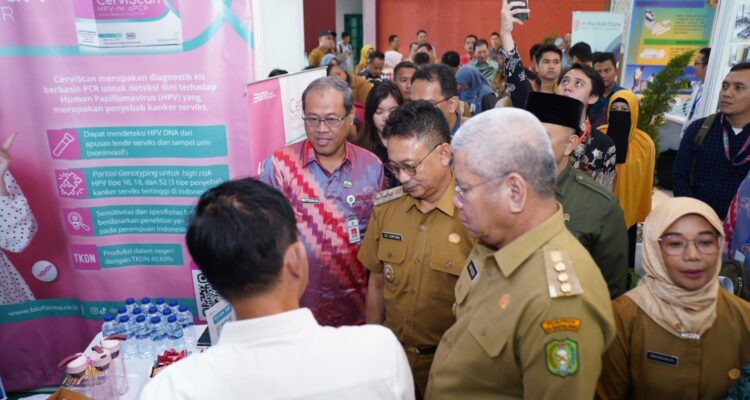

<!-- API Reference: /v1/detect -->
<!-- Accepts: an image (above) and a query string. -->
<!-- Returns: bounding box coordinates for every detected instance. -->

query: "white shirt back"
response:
[140,308,414,400]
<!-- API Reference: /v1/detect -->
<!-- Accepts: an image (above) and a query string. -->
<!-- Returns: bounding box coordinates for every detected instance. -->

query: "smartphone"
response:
[512,0,529,22]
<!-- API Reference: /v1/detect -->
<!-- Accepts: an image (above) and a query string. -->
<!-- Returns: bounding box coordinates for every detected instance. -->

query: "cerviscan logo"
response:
[253,90,276,104]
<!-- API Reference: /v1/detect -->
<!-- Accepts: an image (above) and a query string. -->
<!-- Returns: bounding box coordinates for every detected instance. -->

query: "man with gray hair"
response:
[425,108,615,399]
[260,76,384,327]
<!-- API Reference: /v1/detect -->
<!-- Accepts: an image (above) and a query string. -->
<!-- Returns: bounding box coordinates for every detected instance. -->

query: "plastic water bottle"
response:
[147,306,159,323]
[131,307,143,320]
[168,299,179,314]
[90,350,116,400]
[161,308,173,330]
[118,315,137,359]
[116,306,127,321]
[124,297,136,314]
[140,296,151,310]
[134,314,153,359]
[166,315,186,352]
[150,316,167,355]
[61,353,93,398]
[155,297,166,312]
[101,339,128,396]
[178,305,196,349]
[101,313,118,339]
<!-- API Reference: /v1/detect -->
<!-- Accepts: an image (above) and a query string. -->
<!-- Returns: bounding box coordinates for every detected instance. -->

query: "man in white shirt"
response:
[385,34,403,68]
[338,31,354,72]
[141,179,414,400]
[682,47,710,135]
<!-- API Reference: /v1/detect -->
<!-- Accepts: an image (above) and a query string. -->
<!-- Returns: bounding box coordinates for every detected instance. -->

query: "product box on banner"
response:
[73,0,183,47]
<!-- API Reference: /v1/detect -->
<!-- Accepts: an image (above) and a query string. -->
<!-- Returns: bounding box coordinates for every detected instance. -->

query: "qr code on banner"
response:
[192,270,220,321]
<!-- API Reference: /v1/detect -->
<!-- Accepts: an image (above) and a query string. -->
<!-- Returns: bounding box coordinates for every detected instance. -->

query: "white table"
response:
[84,325,207,400]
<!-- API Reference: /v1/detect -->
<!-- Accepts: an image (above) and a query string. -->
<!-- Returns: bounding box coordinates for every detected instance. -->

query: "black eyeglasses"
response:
[385,144,441,176]
[302,115,348,128]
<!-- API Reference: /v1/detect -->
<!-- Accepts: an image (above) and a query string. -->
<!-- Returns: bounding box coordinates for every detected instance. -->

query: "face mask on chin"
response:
[607,110,631,164]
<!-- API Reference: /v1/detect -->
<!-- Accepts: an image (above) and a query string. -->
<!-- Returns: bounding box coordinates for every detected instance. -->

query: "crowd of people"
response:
[142,1,750,398]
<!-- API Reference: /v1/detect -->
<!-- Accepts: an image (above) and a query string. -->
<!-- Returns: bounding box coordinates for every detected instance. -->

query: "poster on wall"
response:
[571,12,626,62]
[246,68,326,176]
[0,0,290,391]
[623,0,717,94]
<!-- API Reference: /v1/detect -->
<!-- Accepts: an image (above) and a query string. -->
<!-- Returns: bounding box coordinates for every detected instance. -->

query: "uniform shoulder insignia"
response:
[573,170,617,203]
[543,246,583,299]
[374,186,405,206]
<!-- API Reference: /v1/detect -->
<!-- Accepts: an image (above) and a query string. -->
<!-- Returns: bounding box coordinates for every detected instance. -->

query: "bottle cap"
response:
[136,315,146,323]
[168,300,178,307]
[155,297,165,305]
[140,297,151,305]
[63,353,89,375]
[103,313,114,322]
[117,306,127,315]
[125,297,135,305]
[150,316,161,324]
[101,339,121,353]
[132,307,142,315]
[162,308,172,316]
[178,305,188,312]
[118,315,129,323]
[90,350,112,368]
[167,315,177,323]
[148,306,158,314]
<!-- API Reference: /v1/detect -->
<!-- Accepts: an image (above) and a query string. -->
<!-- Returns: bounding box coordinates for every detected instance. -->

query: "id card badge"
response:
[347,217,361,244]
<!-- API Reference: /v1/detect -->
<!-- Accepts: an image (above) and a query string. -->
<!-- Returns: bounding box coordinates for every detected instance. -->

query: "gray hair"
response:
[452,108,557,198]
[301,76,354,115]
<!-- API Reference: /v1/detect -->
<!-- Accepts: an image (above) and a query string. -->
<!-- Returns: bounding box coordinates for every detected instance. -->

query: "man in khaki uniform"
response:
[425,108,615,399]
[359,100,474,399]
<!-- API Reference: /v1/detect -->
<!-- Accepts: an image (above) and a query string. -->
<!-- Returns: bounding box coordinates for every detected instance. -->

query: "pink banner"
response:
[0,0,266,391]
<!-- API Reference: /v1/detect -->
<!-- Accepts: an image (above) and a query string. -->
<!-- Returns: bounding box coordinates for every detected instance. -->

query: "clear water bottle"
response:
[101,339,128,396]
[101,313,118,339]
[90,350,116,400]
[118,315,137,359]
[161,308,173,331]
[134,314,153,359]
[155,297,166,312]
[140,296,151,310]
[166,315,186,352]
[124,297,136,314]
[60,353,93,398]
[178,305,196,349]
[168,299,179,314]
[150,316,167,355]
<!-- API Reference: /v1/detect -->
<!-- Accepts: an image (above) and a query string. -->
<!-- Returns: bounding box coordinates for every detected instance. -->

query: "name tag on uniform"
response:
[300,197,320,204]
[347,217,361,244]
[467,261,478,281]
[382,232,403,241]
[646,351,678,367]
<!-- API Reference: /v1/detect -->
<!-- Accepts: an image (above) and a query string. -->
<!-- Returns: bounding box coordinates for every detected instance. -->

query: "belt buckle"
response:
[405,346,421,354]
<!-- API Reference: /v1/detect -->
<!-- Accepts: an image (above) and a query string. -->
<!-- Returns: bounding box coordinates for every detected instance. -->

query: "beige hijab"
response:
[627,197,724,339]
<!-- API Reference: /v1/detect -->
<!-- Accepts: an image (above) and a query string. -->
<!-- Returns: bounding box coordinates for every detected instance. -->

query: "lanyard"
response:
[720,115,750,166]
[578,119,591,145]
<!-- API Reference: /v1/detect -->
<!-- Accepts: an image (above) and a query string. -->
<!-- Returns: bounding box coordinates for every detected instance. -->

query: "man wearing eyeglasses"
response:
[358,101,474,399]
[259,77,384,327]
[425,108,615,399]
[525,91,628,299]
[410,64,468,139]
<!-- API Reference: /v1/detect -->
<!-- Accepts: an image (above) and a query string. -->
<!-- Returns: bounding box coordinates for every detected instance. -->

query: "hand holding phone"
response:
[501,0,531,34]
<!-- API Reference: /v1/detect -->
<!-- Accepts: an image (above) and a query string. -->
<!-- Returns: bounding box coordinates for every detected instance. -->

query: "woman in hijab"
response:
[596,197,750,400]
[455,65,497,115]
[599,90,656,268]
[354,44,374,75]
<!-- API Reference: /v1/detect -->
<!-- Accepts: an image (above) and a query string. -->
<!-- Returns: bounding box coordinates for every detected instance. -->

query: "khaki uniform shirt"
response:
[308,46,334,68]
[426,207,616,400]
[557,164,628,298]
[358,181,474,347]
[597,290,750,400]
